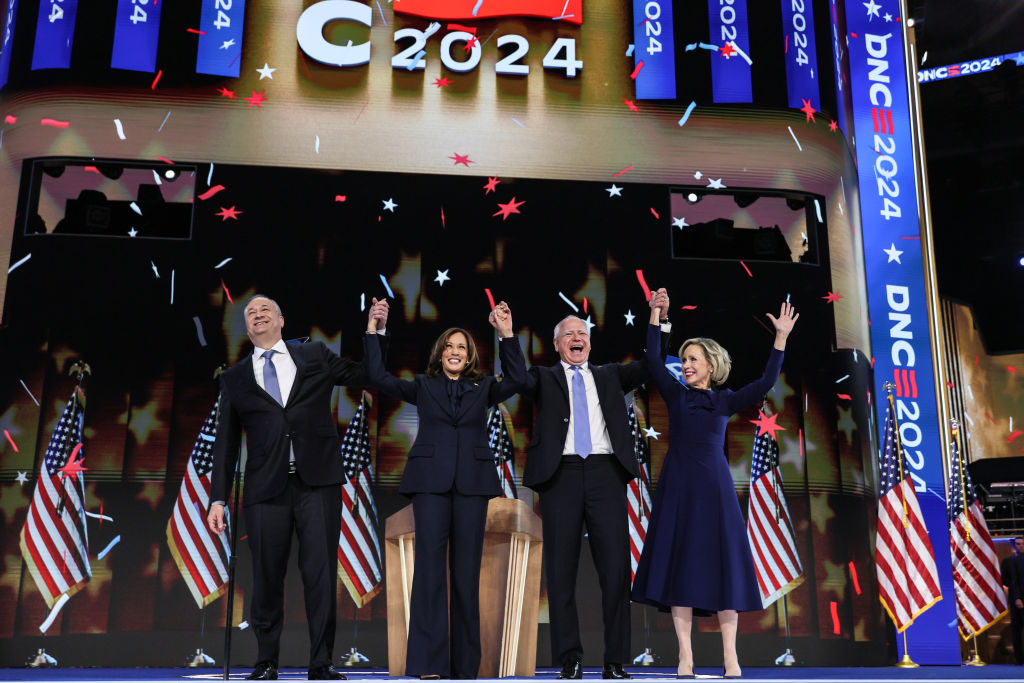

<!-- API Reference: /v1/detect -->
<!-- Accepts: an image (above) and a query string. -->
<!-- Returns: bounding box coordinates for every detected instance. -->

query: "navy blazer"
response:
[364,333,526,497]
[210,339,383,507]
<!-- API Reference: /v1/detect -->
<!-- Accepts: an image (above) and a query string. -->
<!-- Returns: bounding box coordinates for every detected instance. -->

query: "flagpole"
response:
[895,631,919,668]
[949,418,986,666]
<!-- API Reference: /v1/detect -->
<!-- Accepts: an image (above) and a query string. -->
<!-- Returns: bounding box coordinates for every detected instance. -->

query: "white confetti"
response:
[7,253,31,274]
[238,621,249,630]
[207,163,214,186]
[114,118,127,140]
[214,257,233,269]
[170,270,175,304]
[315,135,320,154]
[129,201,142,216]
[151,169,163,185]
[150,261,160,278]
[158,110,172,132]
[194,316,208,347]
[557,291,579,312]
[787,125,803,151]
[19,380,40,406]
[85,511,114,523]
[835,374,850,383]
[814,198,823,222]
[39,594,69,633]
[360,293,365,311]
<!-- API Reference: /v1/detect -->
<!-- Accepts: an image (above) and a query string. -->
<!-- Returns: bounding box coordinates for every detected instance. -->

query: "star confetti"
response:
[623,98,639,112]
[245,90,267,108]
[750,410,786,440]
[434,269,451,286]
[606,184,622,197]
[829,119,838,132]
[382,198,397,212]
[822,291,843,303]
[217,87,235,99]
[800,98,817,122]
[707,178,726,189]
[58,445,87,483]
[483,177,500,194]
[449,153,473,166]
[643,426,660,440]
[624,310,636,325]
[433,77,452,88]
[217,206,242,220]
[15,471,28,485]
[672,217,688,229]
[720,43,736,58]
[493,197,525,220]
[257,63,277,79]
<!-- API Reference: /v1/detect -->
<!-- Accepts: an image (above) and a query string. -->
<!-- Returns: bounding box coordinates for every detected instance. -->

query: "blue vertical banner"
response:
[111,0,162,72]
[31,0,79,70]
[845,0,959,665]
[196,0,246,77]
[708,0,752,103]
[829,0,851,138]
[781,0,818,110]
[631,0,675,99]
[0,0,21,89]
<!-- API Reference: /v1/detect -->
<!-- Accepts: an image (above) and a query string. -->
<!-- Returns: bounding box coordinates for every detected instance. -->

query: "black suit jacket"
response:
[364,333,525,496]
[210,339,383,507]
[521,358,648,489]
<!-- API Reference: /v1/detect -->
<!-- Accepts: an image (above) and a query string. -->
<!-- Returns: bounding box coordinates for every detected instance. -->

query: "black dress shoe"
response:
[246,661,278,680]
[308,665,347,680]
[602,663,631,679]
[557,658,583,679]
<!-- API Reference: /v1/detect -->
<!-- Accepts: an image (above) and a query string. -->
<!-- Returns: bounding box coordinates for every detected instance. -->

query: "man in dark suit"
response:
[207,295,388,681]
[522,291,671,679]
[1003,537,1024,665]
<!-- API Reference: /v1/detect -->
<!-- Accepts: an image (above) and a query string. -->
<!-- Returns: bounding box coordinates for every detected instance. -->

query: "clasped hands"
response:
[365,296,514,337]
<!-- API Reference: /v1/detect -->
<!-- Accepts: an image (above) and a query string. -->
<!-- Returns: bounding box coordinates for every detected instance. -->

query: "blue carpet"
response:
[0,667,1021,681]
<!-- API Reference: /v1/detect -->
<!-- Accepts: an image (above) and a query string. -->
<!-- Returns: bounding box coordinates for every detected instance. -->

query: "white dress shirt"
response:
[560,360,613,455]
[252,339,296,405]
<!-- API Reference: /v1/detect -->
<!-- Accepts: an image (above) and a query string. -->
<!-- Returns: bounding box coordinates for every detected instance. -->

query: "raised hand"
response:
[766,301,799,350]
[489,301,514,337]
[367,297,389,333]
[648,287,669,323]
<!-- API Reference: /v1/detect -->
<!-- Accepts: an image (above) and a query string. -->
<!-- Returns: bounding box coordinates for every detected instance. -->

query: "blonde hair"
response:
[679,337,732,388]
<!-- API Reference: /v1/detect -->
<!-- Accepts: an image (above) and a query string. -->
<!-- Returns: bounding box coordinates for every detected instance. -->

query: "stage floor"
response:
[0,668,1021,682]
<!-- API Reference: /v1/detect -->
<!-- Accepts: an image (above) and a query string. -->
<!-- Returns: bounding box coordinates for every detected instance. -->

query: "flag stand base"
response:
[895,653,919,668]
[631,647,659,666]
[341,647,369,667]
[965,653,986,667]
[186,648,216,667]
[774,649,796,666]
[26,649,58,668]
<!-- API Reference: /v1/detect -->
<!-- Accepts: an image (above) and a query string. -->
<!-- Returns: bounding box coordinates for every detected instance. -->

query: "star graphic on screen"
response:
[750,410,786,440]
[720,42,736,58]
[672,216,689,229]
[623,98,639,112]
[493,197,525,220]
[59,448,87,484]
[800,98,817,122]
[706,178,726,189]
[433,77,452,88]
[822,291,843,303]
[606,184,622,197]
[829,119,838,132]
[245,90,267,108]
[217,87,235,99]
[583,315,596,333]
[643,426,661,440]
[1015,53,1024,66]
[483,177,500,194]
[624,310,636,326]
[217,206,242,220]
[863,0,881,20]
[128,227,138,237]
[220,39,236,50]
[883,12,893,22]
[257,63,277,80]
[15,471,28,485]
[382,198,398,212]
[449,153,474,166]
[883,242,904,263]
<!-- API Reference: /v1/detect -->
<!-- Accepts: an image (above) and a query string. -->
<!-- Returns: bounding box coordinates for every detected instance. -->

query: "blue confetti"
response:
[626,44,634,57]
[408,50,426,70]
[677,101,697,127]
[379,274,395,298]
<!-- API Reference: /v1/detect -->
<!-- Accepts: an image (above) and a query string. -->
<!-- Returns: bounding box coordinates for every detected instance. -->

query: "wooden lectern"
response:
[385,497,543,678]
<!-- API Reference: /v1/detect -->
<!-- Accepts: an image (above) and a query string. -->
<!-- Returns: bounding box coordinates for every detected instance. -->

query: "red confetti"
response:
[750,410,786,440]
[484,288,496,310]
[583,297,588,314]
[334,195,346,202]
[720,43,736,58]
[739,261,752,277]
[837,393,852,400]
[483,177,500,194]
[197,185,226,200]
[216,206,242,221]
[59,444,87,483]
[99,505,104,525]
[785,35,789,53]
[630,62,644,79]
[800,98,817,122]
[245,90,267,108]
[622,98,639,112]
[822,291,843,303]
[945,381,954,388]
[4,429,18,453]
[613,165,634,177]
[1008,366,1017,373]
[433,77,452,88]
[449,153,473,166]
[440,206,446,228]
[985,412,997,424]
[41,118,70,128]
[221,279,234,304]
[849,561,861,595]
[84,165,101,174]
[635,269,652,301]
[681,305,697,310]
[830,601,840,634]
[798,428,804,458]
[650,207,660,219]
[151,69,163,90]
[447,23,477,33]
[851,32,858,38]
[157,156,174,165]
[217,86,236,99]
[186,28,206,34]
[870,357,876,368]
[493,197,525,220]
[3,114,16,124]
[1008,431,1022,442]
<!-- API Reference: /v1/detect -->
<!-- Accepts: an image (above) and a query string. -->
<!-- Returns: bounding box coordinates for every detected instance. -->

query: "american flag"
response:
[338,392,383,608]
[745,418,804,608]
[875,392,942,632]
[488,404,518,499]
[165,400,231,608]
[18,388,92,609]
[626,395,652,585]
[946,422,1007,638]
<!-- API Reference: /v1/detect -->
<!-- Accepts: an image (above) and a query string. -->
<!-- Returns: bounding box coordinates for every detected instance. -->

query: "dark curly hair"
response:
[425,327,484,381]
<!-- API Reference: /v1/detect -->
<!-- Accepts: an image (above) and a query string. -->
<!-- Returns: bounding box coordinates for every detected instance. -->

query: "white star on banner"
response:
[883,242,904,263]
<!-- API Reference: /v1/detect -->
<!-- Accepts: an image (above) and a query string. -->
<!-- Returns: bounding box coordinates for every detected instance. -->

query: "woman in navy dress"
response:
[364,301,525,679]
[631,289,798,678]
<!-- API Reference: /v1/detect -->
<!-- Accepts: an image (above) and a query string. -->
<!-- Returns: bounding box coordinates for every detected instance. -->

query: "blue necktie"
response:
[262,350,283,405]
[571,365,592,458]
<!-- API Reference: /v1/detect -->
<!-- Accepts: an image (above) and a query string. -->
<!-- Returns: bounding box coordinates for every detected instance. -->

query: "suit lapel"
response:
[424,376,451,417]
[590,363,610,418]
[552,364,570,405]
[235,355,279,407]
[284,341,307,405]
[454,380,482,422]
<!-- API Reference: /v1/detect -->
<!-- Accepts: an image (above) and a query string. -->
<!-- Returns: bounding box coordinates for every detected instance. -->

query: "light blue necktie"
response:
[262,350,283,405]
[571,365,592,458]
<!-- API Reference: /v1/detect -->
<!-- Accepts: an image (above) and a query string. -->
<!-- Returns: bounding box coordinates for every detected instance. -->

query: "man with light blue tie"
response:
[207,295,388,681]
[521,292,670,680]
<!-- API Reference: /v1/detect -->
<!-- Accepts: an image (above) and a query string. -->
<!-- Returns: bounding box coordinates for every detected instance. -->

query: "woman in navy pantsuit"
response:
[364,300,525,679]
[631,290,798,679]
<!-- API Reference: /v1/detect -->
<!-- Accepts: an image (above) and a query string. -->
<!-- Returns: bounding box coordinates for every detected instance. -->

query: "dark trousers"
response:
[1011,604,1023,665]
[243,474,341,669]
[406,491,490,678]
[539,453,631,667]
